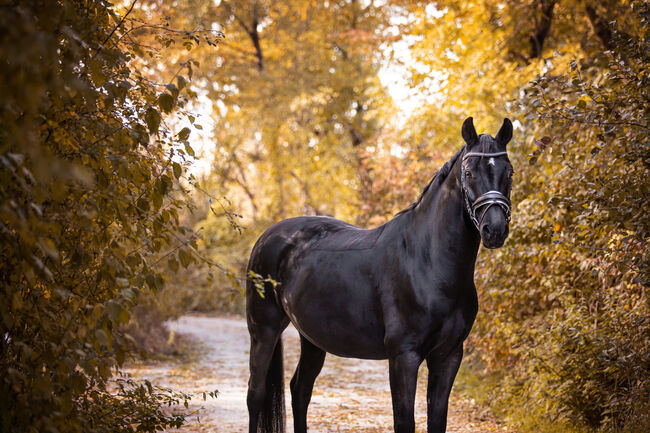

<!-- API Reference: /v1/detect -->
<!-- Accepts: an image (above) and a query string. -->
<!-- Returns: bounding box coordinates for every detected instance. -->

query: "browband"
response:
[462,151,507,162]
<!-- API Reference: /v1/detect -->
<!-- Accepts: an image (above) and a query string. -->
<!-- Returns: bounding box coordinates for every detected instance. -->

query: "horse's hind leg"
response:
[247,301,289,433]
[290,335,326,433]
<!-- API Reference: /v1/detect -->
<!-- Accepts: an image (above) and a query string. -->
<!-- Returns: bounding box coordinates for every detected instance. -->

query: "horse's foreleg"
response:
[388,351,422,433]
[425,346,463,433]
[290,335,326,433]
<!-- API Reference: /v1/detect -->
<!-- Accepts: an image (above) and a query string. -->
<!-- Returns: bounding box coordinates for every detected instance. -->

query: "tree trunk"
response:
[585,5,615,52]
[529,0,557,59]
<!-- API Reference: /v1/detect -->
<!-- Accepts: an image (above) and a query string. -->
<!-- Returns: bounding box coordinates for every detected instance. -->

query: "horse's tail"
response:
[258,337,285,433]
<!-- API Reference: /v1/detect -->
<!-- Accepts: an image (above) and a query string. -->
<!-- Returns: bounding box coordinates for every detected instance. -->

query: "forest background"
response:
[0,0,648,433]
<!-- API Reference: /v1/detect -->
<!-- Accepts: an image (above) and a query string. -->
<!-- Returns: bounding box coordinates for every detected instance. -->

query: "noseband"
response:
[460,151,512,230]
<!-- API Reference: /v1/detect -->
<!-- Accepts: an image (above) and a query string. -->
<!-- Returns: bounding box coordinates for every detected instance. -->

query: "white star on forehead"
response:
[488,157,496,166]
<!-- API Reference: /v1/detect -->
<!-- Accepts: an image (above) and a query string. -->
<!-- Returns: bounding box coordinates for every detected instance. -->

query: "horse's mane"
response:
[395,146,465,216]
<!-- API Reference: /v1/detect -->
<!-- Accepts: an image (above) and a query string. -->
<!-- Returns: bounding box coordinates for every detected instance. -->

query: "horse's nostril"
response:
[481,225,491,237]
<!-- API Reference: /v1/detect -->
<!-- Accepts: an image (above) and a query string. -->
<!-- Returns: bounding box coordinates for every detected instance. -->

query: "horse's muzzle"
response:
[479,207,510,249]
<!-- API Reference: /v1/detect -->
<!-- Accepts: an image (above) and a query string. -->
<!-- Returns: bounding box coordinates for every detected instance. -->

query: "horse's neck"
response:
[411,158,481,277]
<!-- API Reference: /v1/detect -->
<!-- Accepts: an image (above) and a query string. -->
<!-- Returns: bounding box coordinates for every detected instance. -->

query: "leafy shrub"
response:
[0,1,220,431]
[469,5,650,431]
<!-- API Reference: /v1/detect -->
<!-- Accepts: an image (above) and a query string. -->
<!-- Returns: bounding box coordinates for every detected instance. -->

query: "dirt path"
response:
[125,315,511,432]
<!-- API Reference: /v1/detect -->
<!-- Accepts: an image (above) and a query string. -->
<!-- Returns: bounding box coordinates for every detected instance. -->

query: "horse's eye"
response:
[466,171,472,178]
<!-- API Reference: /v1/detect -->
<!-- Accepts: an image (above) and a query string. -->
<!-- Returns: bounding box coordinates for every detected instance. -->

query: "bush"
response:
[468,6,650,431]
[0,1,218,431]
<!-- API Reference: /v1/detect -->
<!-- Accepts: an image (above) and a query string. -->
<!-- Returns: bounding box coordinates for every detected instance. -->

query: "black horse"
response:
[246,117,514,433]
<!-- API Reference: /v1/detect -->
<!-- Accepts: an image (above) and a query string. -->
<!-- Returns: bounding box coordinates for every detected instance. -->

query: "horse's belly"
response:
[293,316,387,359]
[282,275,387,359]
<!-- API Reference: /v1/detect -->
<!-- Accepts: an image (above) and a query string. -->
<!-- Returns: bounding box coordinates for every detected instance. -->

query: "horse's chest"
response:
[384,286,478,357]
[422,306,476,357]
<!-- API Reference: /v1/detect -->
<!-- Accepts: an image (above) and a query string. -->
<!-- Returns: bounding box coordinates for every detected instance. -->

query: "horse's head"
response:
[460,117,514,249]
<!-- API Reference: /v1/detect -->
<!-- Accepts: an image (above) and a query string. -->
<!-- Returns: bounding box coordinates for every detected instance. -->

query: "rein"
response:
[460,151,512,230]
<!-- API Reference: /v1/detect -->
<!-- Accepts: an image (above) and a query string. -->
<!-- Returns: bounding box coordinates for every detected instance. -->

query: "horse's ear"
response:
[462,117,478,145]
[495,118,513,146]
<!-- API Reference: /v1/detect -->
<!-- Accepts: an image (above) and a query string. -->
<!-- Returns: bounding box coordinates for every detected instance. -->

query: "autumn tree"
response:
[130,0,402,312]
[203,0,393,222]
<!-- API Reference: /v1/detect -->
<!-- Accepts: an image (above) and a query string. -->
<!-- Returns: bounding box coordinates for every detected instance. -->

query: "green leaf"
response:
[136,197,150,211]
[152,191,163,211]
[95,329,110,347]
[106,300,122,322]
[178,127,191,141]
[158,93,175,113]
[178,249,192,268]
[89,59,106,86]
[155,274,164,290]
[33,376,52,394]
[165,83,179,99]
[145,107,161,134]
[146,273,156,290]
[70,374,86,394]
[151,219,161,235]
[177,75,187,90]
[118,307,130,324]
[172,162,182,179]
[116,347,126,366]
[126,254,140,268]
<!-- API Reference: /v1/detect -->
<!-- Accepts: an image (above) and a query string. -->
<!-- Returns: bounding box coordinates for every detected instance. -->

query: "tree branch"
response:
[221,0,264,71]
[250,0,264,71]
[221,0,252,35]
[289,171,321,215]
[585,5,615,52]
[102,0,138,46]
[529,0,557,59]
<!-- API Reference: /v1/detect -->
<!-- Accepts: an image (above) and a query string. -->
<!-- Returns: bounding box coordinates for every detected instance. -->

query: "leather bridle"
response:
[460,150,512,230]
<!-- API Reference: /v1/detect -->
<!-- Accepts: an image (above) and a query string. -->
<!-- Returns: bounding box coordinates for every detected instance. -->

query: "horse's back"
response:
[248,216,381,275]
[248,217,333,277]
